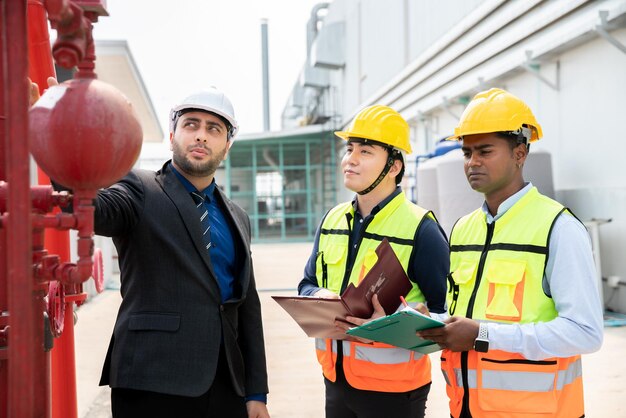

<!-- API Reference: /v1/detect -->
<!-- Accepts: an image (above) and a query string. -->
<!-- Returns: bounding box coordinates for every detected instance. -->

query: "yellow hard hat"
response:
[448,88,543,142]
[335,105,412,154]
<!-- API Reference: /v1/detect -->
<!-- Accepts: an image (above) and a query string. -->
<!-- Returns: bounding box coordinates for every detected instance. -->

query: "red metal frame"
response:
[27,3,77,416]
[0,1,137,417]
[2,2,39,417]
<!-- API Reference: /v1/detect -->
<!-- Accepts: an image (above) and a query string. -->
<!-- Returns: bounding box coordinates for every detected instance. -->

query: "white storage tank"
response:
[435,149,483,236]
[524,150,554,199]
[415,157,440,217]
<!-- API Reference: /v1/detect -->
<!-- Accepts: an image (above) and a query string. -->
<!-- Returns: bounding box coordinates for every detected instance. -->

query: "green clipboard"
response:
[346,308,444,354]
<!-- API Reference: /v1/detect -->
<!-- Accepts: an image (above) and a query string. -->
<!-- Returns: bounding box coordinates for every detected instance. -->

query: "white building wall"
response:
[322,0,488,125]
[407,1,485,63]
[547,27,626,309]
[287,0,626,311]
[543,28,626,190]
[338,0,365,111]
[359,0,406,99]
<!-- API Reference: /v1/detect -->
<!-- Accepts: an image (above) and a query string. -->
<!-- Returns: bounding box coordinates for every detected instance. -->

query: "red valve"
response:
[47,281,66,337]
[92,247,104,293]
[29,78,143,191]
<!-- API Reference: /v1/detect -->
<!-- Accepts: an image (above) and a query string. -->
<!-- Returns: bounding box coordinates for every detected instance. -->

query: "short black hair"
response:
[495,132,530,152]
[346,137,388,149]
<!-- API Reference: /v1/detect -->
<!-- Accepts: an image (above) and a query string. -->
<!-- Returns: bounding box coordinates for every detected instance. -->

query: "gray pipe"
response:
[261,18,270,131]
[306,3,330,57]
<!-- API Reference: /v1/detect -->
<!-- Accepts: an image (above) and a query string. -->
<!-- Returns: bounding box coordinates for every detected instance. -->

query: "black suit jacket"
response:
[96,161,268,398]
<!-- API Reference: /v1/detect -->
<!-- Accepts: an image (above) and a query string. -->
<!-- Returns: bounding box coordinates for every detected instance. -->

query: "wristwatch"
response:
[473,322,489,353]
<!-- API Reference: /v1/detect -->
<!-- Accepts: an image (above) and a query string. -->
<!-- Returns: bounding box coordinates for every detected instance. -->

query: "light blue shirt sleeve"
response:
[488,213,604,360]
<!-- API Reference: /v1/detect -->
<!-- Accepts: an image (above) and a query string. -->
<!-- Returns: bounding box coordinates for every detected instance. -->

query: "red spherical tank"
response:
[29,78,143,190]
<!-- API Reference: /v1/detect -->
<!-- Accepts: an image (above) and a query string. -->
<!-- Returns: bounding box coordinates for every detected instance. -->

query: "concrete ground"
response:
[74,243,626,417]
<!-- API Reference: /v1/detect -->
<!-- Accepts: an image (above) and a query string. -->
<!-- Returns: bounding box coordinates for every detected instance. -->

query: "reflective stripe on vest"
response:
[315,338,338,382]
[316,338,334,352]
[441,369,451,386]
[556,358,583,390]
[447,358,581,391]
[314,192,434,392]
[345,341,423,364]
[442,351,584,417]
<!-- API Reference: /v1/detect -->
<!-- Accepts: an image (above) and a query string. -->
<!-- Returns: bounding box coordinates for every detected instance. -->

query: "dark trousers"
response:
[111,349,247,418]
[324,369,431,418]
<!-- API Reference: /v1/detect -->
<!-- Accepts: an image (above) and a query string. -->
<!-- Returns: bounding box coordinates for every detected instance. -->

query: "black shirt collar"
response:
[351,186,402,218]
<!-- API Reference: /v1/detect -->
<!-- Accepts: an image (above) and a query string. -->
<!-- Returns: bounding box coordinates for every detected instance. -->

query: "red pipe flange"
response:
[46,281,66,337]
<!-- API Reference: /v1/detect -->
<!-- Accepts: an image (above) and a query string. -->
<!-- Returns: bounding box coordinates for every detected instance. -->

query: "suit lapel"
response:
[216,188,249,252]
[155,162,221,300]
[215,186,251,299]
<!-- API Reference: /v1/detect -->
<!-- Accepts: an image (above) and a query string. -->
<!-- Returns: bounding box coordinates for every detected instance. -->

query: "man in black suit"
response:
[95,87,270,418]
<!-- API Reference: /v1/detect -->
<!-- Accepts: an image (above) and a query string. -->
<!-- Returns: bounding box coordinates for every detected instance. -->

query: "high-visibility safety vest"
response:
[314,192,434,392]
[444,187,584,417]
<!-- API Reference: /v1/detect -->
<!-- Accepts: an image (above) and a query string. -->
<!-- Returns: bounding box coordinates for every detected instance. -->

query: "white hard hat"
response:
[169,87,239,138]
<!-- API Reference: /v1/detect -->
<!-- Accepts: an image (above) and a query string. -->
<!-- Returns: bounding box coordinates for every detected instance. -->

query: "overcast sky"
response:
[92,0,330,138]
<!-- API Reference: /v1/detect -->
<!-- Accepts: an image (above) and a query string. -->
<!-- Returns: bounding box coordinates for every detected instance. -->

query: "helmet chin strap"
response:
[357,154,396,195]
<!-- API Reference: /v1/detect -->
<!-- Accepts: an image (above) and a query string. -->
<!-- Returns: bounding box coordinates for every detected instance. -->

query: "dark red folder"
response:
[273,238,412,339]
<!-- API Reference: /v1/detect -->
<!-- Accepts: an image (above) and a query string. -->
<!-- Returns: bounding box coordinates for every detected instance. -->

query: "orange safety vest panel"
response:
[441,349,583,417]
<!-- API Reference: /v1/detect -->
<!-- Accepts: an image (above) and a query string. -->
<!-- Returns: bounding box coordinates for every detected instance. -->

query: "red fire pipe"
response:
[0,185,70,215]
[4,1,42,418]
[50,294,80,418]
[2,1,130,415]
[27,2,88,417]
[66,192,96,283]
[28,0,56,87]
[46,0,90,70]
[26,2,76,418]
[44,0,75,21]
[33,213,78,231]
[0,1,8,415]
[30,195,95,286]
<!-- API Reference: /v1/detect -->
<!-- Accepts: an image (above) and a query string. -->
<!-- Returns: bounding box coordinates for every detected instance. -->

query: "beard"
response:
[172,141,228,178]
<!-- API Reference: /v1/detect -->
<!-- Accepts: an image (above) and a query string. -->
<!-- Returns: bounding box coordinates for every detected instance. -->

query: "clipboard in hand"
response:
[346,306,444,354]
[271,296,354,340]
[272,238,412,339]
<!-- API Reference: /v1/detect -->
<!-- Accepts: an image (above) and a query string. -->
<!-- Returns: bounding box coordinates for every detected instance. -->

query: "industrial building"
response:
[79,1,626,312]
[75,0,626,312]
[5,2,625,416]
[270,0,626,312]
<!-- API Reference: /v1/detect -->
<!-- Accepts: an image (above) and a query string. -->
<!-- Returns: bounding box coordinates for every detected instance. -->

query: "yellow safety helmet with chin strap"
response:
[335,105,411,195]
[335,105,412,154]
[448,88,543,143]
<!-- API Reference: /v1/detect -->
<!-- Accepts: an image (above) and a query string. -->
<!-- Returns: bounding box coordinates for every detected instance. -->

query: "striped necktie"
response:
[190,191,212,251]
